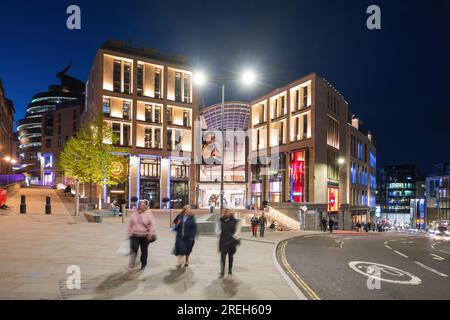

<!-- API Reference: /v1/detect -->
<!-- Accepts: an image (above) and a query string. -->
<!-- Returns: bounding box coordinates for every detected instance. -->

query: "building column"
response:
[161,157,170,208]
[130,155,138,202]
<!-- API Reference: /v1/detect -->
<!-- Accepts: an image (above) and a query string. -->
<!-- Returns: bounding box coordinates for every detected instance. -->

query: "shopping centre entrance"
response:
[198,183,247,209]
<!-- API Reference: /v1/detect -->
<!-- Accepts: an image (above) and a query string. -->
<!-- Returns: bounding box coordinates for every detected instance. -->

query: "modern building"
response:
[425,162,450,223]
[85,40,199,209]
[202,101,250,130]
[379,164,425,224]
[16,65,84,184]
[39,98,85,186]
[0,78,15,174]
[197,101,250,208]
[248,73,376,229]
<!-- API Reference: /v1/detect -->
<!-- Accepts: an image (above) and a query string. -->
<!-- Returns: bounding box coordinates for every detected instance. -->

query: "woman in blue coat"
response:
[173,205,197,268]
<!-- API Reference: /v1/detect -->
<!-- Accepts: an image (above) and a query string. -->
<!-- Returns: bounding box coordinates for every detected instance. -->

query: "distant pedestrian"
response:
[356,221,361,232]
[367,221,372,232]
[329,218,335,233]
[172,205,197,268]
[258,212,267,237]
[250,213,259,237]
[321,217,328,232]
[127,200,157,271]
[217,208,241,279]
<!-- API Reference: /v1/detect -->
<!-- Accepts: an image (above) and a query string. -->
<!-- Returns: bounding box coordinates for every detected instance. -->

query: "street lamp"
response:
[4,156,11,162]
[194,70,257,216]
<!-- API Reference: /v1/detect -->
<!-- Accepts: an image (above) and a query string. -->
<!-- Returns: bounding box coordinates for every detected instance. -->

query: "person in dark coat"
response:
[328,218,335,233]
[217,208,241,279]
[321,217,328,232]
[258,212,267,237]
[250,213,259,237]
[173,205,197,268]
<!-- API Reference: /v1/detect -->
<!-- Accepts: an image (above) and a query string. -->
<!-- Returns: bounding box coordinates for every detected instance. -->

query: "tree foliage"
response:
[59,114,129,187]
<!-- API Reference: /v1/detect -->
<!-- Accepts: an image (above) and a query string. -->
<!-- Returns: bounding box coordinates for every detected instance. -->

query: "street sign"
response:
[302,205,307,212]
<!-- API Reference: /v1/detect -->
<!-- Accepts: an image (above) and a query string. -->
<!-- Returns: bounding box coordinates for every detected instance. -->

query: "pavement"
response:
[278,230,450,300]
[0,187,315,300]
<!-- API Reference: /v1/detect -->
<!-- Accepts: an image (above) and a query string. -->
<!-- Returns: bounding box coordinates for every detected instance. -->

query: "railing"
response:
[0,174,25,187]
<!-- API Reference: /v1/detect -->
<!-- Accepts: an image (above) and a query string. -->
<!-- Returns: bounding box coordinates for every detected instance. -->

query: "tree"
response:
[59,114,128,210]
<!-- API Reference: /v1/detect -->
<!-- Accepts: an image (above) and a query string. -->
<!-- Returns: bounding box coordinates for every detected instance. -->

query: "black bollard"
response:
[20,195,26,214]
[45,196,51,214]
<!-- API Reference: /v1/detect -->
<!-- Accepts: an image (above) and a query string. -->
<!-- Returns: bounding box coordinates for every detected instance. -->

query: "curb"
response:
[271,232,321,300]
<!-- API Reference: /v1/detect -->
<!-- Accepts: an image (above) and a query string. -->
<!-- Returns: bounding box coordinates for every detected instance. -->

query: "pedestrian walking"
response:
[250,213,259,237]
[217,208,241,279]
[172,205,197,268]
[321,217,328,232]
[356,221,361,232]
[329,218,335,233]
[258,212,267,237]
[127,200,157,271]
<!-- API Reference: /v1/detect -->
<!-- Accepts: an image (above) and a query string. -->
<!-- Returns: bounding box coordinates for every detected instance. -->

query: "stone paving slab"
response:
[0,187,317,300]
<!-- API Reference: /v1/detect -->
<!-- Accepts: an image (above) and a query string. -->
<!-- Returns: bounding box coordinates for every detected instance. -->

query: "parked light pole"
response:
[193,70,256,216]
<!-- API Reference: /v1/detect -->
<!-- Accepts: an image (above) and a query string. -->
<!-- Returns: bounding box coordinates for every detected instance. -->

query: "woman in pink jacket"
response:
[127,200,157,271]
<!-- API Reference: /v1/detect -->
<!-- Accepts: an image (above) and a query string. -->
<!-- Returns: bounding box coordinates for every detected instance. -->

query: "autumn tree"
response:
[59,114,128,209]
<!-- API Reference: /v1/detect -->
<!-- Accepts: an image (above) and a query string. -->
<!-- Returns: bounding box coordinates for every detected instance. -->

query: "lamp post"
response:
[194,70,256,217]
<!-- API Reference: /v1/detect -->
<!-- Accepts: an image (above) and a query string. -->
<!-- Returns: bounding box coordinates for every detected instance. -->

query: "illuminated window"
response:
[327,187,339,212]
[327,117,339,149]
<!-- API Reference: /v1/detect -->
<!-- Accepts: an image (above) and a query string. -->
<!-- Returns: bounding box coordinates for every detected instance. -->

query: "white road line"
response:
[439,250,450,255]
[414,261,448,277]
[431,241,442,250]
[430,253,445,261]
[394,250,409,258]
[385,245,392,250]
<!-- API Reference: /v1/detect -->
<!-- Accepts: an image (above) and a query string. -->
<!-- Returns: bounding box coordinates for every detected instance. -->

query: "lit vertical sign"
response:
[328,187,339,212]
[290,150,305,202]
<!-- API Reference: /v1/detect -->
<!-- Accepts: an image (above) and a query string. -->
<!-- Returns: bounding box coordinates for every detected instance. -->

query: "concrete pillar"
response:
[130,155,138,200]
[160,158,170,208]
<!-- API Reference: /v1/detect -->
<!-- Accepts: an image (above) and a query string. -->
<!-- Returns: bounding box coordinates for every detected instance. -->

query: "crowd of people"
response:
[125,200,242,279]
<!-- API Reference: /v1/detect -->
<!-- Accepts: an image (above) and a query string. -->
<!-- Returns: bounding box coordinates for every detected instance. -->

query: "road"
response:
[277,231,450,300]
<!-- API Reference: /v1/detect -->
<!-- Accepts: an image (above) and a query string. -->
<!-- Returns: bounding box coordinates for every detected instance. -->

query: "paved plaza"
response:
[0,188,312,300]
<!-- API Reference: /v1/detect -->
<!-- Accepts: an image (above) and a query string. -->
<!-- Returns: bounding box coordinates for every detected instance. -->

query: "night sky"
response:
[1,0,449,175]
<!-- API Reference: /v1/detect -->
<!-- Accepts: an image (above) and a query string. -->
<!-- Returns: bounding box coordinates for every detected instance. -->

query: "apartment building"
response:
[0,78,15,175]
[85,40,199,209]
[248,73,376,229]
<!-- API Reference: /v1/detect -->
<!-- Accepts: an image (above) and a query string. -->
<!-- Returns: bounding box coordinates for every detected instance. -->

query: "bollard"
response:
[20,195,26,214]
[45,196,51,214]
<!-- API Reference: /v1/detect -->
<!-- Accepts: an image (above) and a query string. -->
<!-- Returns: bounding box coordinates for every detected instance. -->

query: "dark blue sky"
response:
[1,0,449,174]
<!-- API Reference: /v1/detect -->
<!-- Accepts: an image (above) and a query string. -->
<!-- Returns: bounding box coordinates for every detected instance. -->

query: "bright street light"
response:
[337,157,345,165]
[241,70,256,85]
[4,156,11,162]
[10,159,17,164]
[193,72,206,85]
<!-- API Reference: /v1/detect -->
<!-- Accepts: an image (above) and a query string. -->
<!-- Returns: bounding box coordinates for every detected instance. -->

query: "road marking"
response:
[431,241,442,250]
[385,245,392,250]
[414,261,448,277]
[430,253,445,261]
[402,241,413,244]
[439,250,450,255]
[279,241,320,300]
[348,261,421,285]
[394,250,409,258]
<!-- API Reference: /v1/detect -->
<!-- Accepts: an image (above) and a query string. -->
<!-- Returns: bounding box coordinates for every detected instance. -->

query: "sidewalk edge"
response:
[272,237,307,300]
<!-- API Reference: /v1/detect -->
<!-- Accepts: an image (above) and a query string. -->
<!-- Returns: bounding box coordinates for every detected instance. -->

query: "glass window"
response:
[113,59,121,92]
[175,72,182,102]
[137,64,143,96]
[154,68,161,99]
[123,61,131,94]
[103,98,111,117]
[123,101,131,120]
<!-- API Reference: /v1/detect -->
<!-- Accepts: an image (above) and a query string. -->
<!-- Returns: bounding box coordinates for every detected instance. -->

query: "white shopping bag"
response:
[116,239,131,256]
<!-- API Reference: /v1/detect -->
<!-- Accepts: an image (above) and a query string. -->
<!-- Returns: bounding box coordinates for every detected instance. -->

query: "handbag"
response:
[148,234,157,243]
[116,239,131,256]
